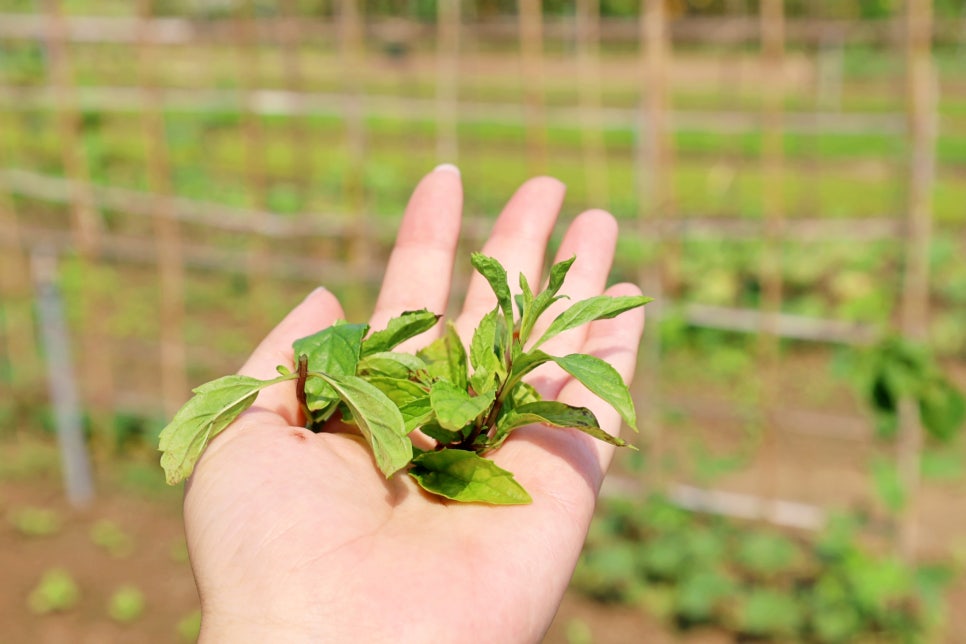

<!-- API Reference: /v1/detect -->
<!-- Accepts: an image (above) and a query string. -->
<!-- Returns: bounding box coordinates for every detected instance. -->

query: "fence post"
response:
[576,0,609,207]
[338,0,370,314]
[757,0,787,509]
[32,248,95,508]
[236,0,273,332]
[137,0,188,417]
[278,0,312,216]
[518,0,547,175]
[41,0,115,419]
[636,0,675,492]
[436,0,461,164]
[897,0,937,561]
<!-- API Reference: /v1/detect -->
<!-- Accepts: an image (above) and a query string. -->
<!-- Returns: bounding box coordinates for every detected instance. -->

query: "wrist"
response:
[199,609,333,643]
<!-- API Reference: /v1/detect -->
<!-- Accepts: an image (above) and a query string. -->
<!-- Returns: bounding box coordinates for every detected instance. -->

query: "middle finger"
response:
[455,176,565,339]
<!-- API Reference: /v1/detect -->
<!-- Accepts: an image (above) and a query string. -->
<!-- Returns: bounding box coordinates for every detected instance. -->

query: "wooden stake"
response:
[41,0,115,416]
[436,0,461,164]
[32,248,95,508]
[236,2,272,331]
[898,0,937,562]
[518,0,547,175]
[338,0,369,314]
[576,0,609,207]
[136,0,188,417]
[636,0,675,492]
[757,0,786,508]
[278,0,313,218]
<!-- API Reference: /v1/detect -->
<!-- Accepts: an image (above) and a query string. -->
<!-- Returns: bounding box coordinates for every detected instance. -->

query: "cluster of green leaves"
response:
[27,568,81,615]
[572,496,952,642]
[862,337,965,442]
[158,253,651,504]
[8,506,63,537]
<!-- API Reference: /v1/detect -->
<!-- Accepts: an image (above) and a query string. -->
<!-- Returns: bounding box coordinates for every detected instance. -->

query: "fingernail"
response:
[303,286,328,302]
[433,163,460,176]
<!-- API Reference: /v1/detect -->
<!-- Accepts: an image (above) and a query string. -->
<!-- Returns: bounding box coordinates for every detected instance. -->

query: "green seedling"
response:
[89,519,135,558]
[177,609,202,642]
[169,537,190,564]
[10,506,62,537]
[158,254,651,504]
[107,584,146,623]
[27,568,80,614]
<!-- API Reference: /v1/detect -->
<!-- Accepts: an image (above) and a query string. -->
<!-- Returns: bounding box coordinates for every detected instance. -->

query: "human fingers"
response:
[236,287,345,425]
[455,176,565,340]
[491,282,646,501]
[369,164,463,352]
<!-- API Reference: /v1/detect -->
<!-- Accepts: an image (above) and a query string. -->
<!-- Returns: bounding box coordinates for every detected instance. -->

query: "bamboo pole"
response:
[575,0,609,207]
[32,248,95,507]
[338,0,369,313]
[436,0,460,164]
[518,0,547,175]
[897,0,937,562]
[136,0,188,417]
[236,2,272,331]
[636,0,675,492]
[278,0,312,215]
[41,0,115,415]
[641,0,678,296]
[757,0,786,507]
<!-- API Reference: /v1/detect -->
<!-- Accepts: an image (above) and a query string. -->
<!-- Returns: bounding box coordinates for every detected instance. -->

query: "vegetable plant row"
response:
[158,253,651,504]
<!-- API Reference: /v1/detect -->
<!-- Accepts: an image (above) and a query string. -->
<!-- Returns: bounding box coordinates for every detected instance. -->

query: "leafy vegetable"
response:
[158,375,280,485]
[293,323,367,414]
[107,585,146,623]
[27,568,81,615]
[361,309,440,357]
[409,449,531,504]
[158,252,651,504]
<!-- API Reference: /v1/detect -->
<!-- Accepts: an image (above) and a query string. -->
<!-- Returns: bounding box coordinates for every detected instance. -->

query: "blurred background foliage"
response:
[1,0,965,641]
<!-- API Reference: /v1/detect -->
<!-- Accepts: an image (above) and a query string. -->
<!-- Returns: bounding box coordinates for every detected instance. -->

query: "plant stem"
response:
[295,354,315,430]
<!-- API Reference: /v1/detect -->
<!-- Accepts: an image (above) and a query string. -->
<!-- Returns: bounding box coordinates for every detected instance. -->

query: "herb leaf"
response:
[492,400,635,449]
[551,353,638,431]
[365,375,433,433]
[470,253,514,331]
[509,349,553,382]
[519,256,575,345]
[293,323,368,411]
[533,295,653,349]
[159,375,277,485]
[418,321,468,390]
[469,306,504,395]
[409,449,532,505]
[308,372,412,477]
[361,309,441,357]
[357,351,426,379]
[430,380,496,432]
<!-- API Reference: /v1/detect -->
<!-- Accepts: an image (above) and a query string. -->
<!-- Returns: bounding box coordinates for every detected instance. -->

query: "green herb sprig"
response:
[158,254,652,505]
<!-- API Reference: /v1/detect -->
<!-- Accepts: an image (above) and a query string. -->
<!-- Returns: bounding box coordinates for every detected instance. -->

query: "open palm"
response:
[183,168,646,643]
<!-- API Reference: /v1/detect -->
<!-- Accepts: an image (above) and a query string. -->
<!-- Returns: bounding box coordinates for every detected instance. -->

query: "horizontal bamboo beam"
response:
[0,168,915,243]
[0,14,957,47]
[683,303,877,345]
[0,86,906,136]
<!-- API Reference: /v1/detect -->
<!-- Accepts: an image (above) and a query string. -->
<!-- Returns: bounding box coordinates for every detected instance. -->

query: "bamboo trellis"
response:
[0,2,950,558]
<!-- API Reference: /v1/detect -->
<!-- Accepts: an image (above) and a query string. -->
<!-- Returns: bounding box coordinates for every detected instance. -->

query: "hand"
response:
[183,167,646,643]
